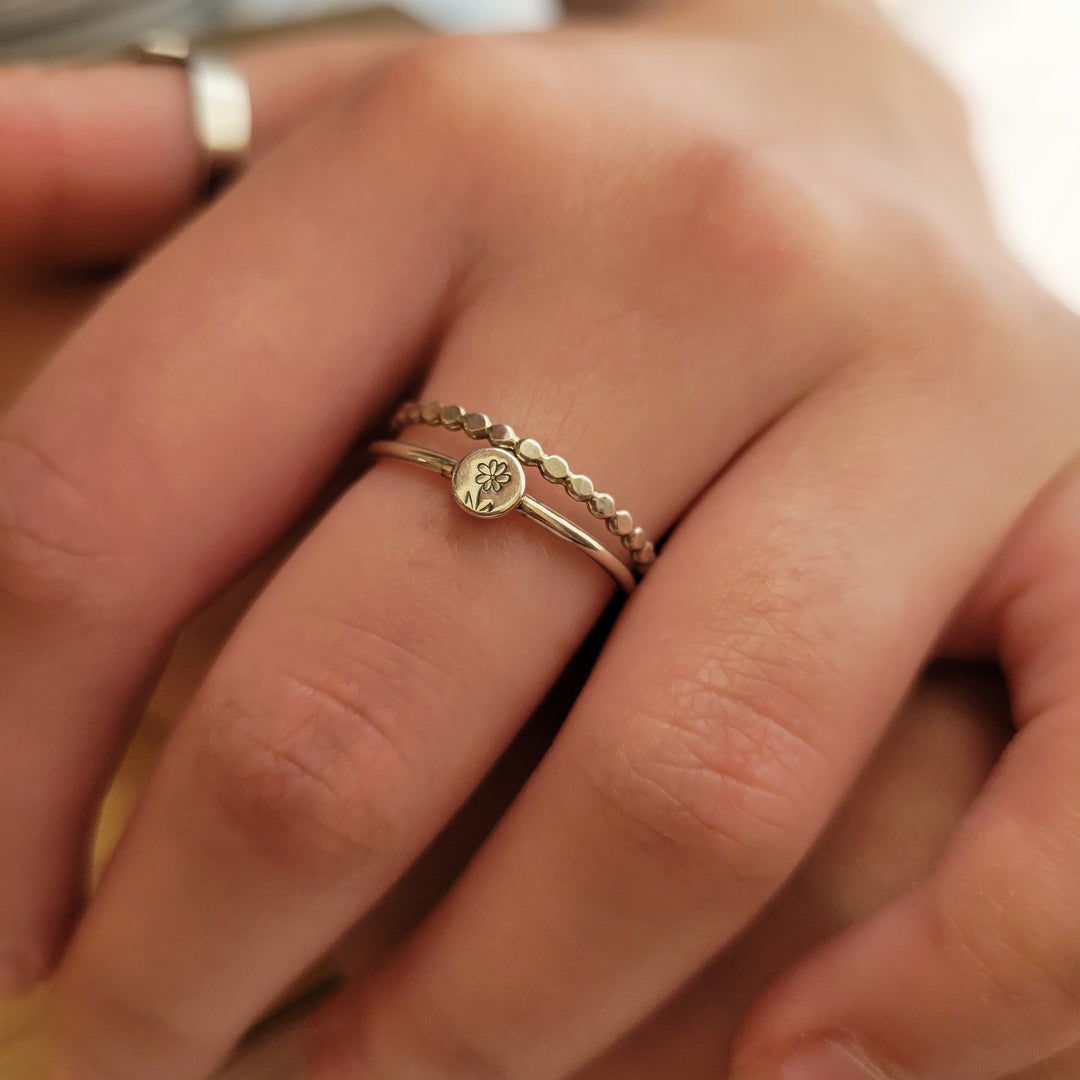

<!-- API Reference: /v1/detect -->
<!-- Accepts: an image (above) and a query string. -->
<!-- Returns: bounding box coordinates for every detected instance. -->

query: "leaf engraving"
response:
[463,486,494,514]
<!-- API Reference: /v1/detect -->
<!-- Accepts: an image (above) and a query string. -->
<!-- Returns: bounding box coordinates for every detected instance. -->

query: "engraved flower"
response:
[476,458,512,494]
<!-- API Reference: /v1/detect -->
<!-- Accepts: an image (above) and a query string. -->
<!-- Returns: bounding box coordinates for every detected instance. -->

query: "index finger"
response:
[0,32,414,267]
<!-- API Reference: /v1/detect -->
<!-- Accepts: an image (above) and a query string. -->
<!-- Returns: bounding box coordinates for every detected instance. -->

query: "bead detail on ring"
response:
[391,400,657,576]
[440,404,466,429]
[567,474,594,501]
[588,493,616,520]
[516,438,545,464]
[463,412,491,439]
[488,424,518,449]
[540,454,570,482]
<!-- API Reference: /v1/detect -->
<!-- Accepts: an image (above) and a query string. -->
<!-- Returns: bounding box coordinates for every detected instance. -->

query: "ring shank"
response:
[368,440,636,593]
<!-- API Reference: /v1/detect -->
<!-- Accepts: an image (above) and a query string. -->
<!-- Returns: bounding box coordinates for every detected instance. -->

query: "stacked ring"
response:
[369,440,638,593]
[390,400,657,572]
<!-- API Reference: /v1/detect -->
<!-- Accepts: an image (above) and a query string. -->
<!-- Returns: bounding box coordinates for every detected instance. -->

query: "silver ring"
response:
[369,440,637,593]
[136,30,252,193]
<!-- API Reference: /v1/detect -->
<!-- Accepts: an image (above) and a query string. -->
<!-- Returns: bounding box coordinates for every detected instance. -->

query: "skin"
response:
[243,666,1020,1079]
[1,1,1080,1078]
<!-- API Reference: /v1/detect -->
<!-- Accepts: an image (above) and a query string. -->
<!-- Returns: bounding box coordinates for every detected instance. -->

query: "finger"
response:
[0,52,469,992]
[571,666,1009,1080]
[47,54,852,1073]
[726,461,1080,1080]
[299,340,1074,1080]
[49,461,613,1080]
[0,32,415,267]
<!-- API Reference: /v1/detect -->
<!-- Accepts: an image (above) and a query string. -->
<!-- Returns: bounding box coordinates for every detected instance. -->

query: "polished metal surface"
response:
[451,447,527,518]
[187,53,253,175]
[136,31,252,189]
[369,440,637,593]
[391,400,657,572]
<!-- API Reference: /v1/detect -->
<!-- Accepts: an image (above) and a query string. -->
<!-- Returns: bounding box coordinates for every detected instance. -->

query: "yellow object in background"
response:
[0,722,164,1077]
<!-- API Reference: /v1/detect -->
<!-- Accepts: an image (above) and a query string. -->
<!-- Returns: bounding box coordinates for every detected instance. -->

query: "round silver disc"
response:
[451,448,526,518]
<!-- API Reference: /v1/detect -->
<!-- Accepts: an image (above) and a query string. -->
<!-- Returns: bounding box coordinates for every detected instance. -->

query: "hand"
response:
[1,3,1078,1079]
[564,667,1018,1080]
[246,667,1015,1080]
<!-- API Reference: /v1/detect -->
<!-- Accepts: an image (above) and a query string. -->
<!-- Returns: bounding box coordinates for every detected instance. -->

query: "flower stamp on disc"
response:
[451,447,527,518]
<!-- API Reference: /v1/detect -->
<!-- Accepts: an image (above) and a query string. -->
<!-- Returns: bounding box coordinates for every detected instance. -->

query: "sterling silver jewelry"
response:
[136,30,252,194]
[391,400,657,573]
[369,440,638,593]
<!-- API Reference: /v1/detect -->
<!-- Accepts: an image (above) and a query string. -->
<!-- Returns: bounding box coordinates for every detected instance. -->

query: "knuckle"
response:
[354,35,542,154]
[0,428,131,618]
[587,636,824,884]
[196,685,397,878]
[194,623,437,878]
[658,138,839,301]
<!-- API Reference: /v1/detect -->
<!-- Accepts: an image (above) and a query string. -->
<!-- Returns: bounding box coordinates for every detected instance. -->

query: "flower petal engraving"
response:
[475,458,512,493]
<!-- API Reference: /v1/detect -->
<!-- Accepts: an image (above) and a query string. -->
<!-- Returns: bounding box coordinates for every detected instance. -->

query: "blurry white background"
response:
[884,0,1079,314]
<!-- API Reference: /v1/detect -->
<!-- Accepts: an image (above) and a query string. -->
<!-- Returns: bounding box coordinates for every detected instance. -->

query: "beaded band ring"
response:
[390,400,657,574]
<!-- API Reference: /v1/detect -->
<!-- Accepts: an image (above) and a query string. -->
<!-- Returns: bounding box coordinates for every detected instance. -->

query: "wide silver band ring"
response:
[136,31,252,192]
[369,440,637,593]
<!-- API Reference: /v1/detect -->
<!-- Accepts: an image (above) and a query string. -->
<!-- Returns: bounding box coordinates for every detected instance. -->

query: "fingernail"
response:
[0,947,41,999]
[740,1038,895,1080]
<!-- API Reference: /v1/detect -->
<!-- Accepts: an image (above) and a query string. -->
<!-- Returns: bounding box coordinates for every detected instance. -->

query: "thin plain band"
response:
[369,440,637,594]
[136,31,252,188]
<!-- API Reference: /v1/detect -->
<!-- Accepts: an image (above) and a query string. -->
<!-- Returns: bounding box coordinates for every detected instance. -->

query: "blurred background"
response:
[882,0,1079,317]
